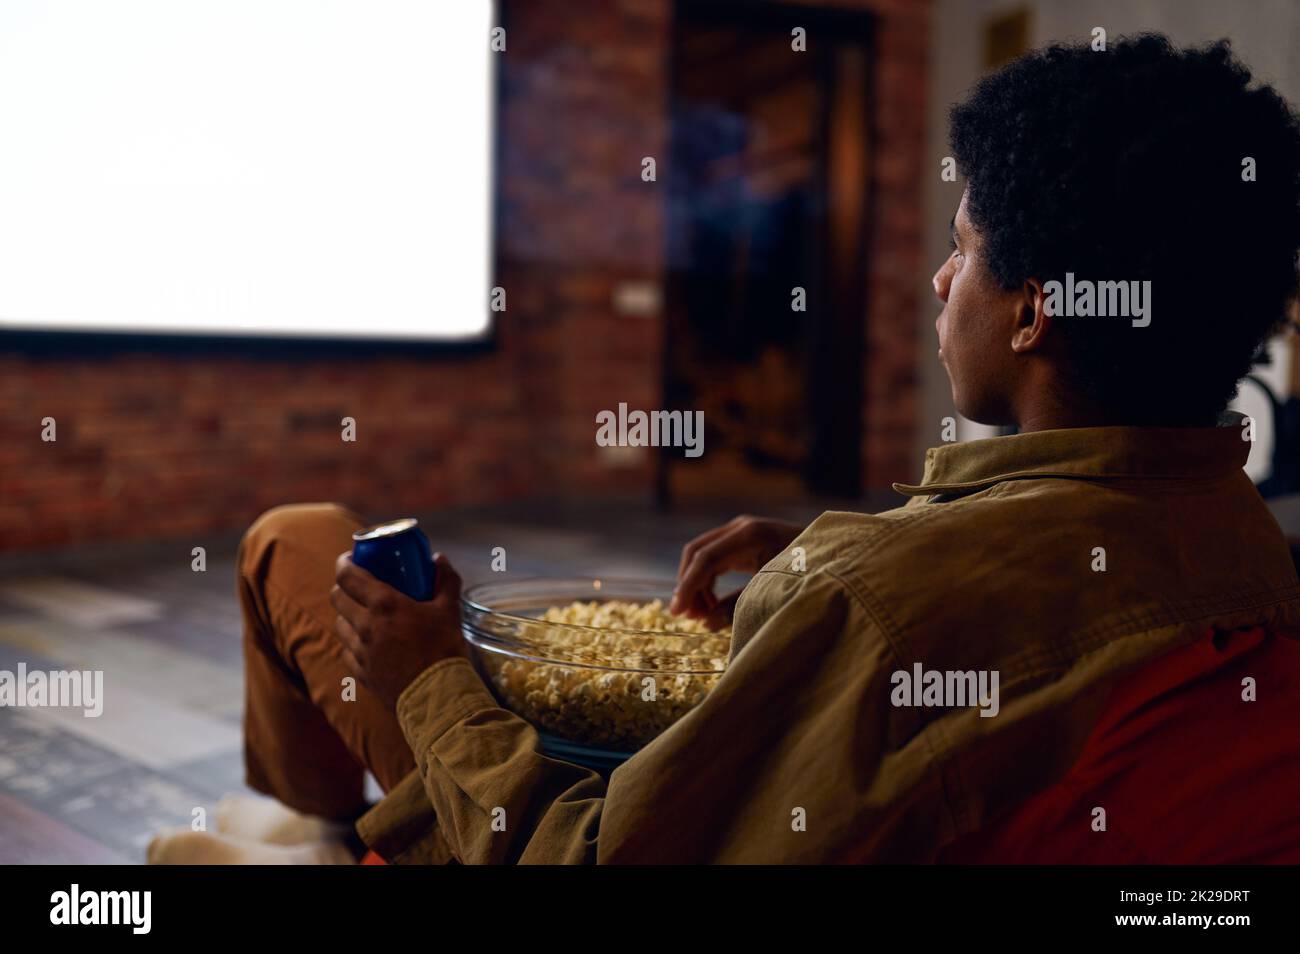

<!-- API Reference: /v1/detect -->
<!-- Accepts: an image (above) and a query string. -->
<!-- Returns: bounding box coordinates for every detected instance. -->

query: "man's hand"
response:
[331,551,466,712]
[669,515,805,628]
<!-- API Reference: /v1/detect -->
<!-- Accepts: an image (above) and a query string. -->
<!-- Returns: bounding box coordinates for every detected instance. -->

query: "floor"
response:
[0,499,831,864]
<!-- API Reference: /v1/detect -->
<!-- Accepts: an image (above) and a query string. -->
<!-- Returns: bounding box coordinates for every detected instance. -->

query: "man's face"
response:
[932,190,1021,425]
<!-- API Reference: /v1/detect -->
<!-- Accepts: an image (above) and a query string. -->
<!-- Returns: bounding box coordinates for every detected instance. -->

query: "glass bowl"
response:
[460,577,731,769]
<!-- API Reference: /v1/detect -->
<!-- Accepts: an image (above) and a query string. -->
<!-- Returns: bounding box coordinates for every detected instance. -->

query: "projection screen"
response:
[0,0,493,341]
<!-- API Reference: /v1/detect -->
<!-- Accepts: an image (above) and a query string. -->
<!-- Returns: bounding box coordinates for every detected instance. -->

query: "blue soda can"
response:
[350,518,435,601]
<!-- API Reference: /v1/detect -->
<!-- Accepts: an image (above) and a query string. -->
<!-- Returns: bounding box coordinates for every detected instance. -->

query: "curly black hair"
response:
[949,33,1300,425]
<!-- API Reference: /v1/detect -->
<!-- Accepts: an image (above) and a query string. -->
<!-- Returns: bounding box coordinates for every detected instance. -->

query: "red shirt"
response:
[940,626,1300,863]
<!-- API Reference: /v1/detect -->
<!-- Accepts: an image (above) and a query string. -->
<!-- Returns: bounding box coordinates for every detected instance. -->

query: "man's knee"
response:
[239,502,364,582]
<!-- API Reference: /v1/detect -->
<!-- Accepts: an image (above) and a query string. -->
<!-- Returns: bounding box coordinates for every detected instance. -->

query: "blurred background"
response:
[0,0,1297,862]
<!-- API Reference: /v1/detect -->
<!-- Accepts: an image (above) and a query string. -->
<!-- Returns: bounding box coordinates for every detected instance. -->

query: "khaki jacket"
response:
[358,417,1300,863]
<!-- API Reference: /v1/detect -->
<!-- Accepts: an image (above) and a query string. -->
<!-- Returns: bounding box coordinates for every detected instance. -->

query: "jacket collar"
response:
[892,412,1253,498]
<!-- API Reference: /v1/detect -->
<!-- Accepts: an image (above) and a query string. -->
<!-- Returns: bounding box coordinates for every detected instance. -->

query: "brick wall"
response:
[847,0,930,486]
[0,0,928,552]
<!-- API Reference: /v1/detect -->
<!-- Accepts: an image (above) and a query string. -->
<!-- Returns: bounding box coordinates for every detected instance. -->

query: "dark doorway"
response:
[660,0,875,505]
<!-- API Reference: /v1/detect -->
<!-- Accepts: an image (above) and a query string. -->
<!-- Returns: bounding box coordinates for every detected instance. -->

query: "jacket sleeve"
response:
[395,566,960,864]
[394,657,607,864]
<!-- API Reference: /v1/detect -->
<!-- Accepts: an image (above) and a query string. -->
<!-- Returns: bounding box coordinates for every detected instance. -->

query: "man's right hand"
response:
[670,515,805,628]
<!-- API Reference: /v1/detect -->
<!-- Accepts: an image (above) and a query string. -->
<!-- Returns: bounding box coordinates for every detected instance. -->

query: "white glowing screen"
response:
[0,1,493,340]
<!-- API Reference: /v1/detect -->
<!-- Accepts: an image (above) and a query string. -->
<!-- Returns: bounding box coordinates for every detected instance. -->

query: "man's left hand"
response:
[331,551,466,711]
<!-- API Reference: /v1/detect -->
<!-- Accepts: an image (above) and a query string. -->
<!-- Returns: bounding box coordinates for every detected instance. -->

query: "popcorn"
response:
[479,599,731,751]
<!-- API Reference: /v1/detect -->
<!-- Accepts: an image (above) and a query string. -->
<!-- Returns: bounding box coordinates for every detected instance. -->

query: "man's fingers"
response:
[432,553,462,606]
[678,589,715,622]
[703,589,743,630]
[334,613,364,657]
[337,640,366,687]
[675,521,734,582]
[335,552,385,607]
[330,584,369,640]
[672,521,752,613]
[675,535,740,616]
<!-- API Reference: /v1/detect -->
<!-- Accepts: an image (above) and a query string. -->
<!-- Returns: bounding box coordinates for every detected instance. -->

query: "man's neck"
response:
[1013,398,1107,433]
[1013,402,1220,432]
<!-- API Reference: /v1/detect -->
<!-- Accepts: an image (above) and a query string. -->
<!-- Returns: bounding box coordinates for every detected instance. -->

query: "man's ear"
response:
[1011,277,1052,353]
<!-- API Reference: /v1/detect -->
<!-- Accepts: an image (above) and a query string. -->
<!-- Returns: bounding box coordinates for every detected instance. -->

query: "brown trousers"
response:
[237,503,414,820]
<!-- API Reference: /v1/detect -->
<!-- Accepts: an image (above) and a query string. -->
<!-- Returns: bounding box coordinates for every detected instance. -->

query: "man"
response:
[176,35,1300,863]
